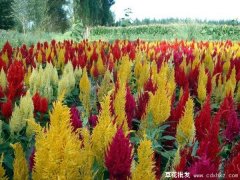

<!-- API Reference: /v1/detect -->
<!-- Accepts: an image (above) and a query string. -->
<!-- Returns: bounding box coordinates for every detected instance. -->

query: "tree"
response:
[0,0,15,30]
[46,0,70,32]
[11,0,31,33]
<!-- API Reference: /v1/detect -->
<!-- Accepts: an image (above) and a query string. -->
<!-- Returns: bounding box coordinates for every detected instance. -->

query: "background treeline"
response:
[0,0,115,33]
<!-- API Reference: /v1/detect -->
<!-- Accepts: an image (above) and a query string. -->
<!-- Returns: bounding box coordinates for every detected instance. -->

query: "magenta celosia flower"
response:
[125,86,136,130]
[70,106,82,131]
[105,128,133,180]
[224,109,240,142]
[188,155,218,179]
[88,115,98,128]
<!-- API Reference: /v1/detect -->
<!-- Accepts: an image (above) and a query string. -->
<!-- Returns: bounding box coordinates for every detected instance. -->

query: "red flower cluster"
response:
[32,93,48,114]
[105,128,133,180]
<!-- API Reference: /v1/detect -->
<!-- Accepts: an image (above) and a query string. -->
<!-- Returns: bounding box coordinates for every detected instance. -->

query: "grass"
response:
[0,23,239,49]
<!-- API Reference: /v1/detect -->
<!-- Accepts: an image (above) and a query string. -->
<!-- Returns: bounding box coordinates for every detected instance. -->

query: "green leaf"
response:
[162,135,175,141]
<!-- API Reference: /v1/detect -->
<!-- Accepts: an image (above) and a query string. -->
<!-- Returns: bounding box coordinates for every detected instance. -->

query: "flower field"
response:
[0,39,240,179]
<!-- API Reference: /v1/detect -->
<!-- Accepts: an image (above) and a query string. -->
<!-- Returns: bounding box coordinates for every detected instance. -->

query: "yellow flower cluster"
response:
[176,97,195,148]
[29,63,58,101]
[10,92,34,134]
[12,143,29,180]
[197,64,208,103]
[92,92,117,165]
[58,61,76,97]
[79,68,91,117]
[0,155,7,180]
[0,68,7,91]
[132,136,156,180]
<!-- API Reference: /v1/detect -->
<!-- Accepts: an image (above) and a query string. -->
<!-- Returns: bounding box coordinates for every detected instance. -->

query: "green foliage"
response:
[0,0,15,30]
[73,0,115,26]
[90,24,240,41]
[70,20,85,41]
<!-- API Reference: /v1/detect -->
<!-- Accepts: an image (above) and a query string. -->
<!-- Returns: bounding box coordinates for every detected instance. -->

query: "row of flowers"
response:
[0,39,240,179]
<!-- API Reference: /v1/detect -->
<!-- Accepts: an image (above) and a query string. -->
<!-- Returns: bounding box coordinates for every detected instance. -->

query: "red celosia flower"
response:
[175,67,187,88]
[7,61,25,100]
[105,128,133,180]
[224,153,240,180]
[223,109,240,142]
[1,99,13,119]
[70,106,82,131]
[125,86,136,130]
[32,93,48,114]
[144,78,157,93]
[195,96,211,142]
[135,92,150,120]
[197,110,222,167]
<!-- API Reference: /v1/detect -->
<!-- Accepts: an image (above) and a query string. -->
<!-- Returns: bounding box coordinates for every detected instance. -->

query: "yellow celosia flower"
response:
[97,56,105,75]
[58,62,76,97]
[92,92,117,165]
[0,154,8,180]
[137,62,150,92]
[24,67,32,87]
[10,92,34,134]
[29,63,58,101]
[57,48,65,70]
[12,143,29,180]
[166,68,176,97]
[118,55,132,84]
[147,87,171,126]
[79,68,91,117]
[1,52,8,65]
[79,128,94,179]
[235,82,240,103]
[132,136,156,180]
[0,68,7,91]
[26,119,42,137]
[147,63,171,126]
[113,82,129,132]
[97,70,114,103]
[33,99,85,179]
[197,64,208,103]
[176,97,195,148]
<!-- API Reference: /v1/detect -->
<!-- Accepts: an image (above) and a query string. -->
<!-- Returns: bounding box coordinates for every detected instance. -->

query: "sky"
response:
[111,0,240,21]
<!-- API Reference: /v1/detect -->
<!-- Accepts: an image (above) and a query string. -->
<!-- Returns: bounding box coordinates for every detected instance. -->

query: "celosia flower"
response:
[79,68,91,117]
[7,61,25,100]
[0,68,7,92]
[105,128,133,180]
[176,97,195,148]
[12,143,29,180]
[132,136,156,180]
[125,86,136,130]
[195,96,211,142]
[92,93,117,165]
[225,153,240,180]
[70,106,82,131]
[224,109,240,142]
[147,85,171,126]
[188,155,218,179]
[196,64,207,102]
[32,93,48,114]
[33,99,87,179]
[88,115,98,128]
[135,92,150,121]
[1,99,13,119]
[10,92,34,134]
[113,82,128,132]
